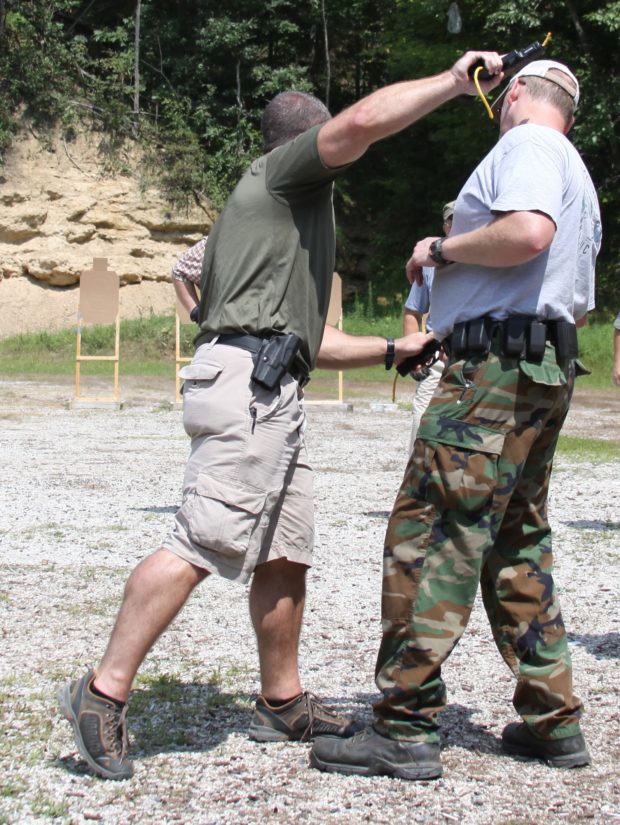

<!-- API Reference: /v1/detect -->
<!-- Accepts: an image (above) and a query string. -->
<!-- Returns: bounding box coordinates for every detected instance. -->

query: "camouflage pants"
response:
[374,341,584,743]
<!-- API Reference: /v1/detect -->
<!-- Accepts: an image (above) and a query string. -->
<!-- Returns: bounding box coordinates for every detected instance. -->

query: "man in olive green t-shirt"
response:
[58,50,503,780]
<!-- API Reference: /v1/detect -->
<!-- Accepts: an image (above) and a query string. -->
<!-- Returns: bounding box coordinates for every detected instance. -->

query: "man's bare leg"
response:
[94,548,209,702]
[249,558,306,700]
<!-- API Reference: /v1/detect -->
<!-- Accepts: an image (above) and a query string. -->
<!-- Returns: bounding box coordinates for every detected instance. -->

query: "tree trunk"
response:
[563,0,590,53]
[321,0,330,109]
[133,0,141,115]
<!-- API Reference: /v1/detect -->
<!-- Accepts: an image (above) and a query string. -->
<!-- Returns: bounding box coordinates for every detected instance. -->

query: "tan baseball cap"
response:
[442,201,456,222]
[491,60,580,117]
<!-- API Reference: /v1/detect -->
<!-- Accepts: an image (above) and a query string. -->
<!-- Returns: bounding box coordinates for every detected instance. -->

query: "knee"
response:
[252,558,307,598]
[125,548,208,596]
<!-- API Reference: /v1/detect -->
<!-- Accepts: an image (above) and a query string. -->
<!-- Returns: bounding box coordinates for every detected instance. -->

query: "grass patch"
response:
[0,313,195,377]
[30,793,69,820]
[0,312,616,389]
[556,435,620,462]
[0,781,25,798]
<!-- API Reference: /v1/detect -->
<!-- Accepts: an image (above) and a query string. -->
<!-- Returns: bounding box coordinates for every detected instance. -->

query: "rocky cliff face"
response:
[0,129,214,338]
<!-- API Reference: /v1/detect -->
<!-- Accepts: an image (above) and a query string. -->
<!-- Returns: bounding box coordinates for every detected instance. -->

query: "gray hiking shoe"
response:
[58,670,133,780]
[501,722,591,768]
[310,726,442,780]
[248,692,363,742]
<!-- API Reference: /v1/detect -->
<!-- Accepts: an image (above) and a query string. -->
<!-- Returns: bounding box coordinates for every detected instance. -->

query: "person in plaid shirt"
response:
[172,236,207,322]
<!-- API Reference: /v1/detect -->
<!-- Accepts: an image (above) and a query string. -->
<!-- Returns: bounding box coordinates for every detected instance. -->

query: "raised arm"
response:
[317,51,503,168]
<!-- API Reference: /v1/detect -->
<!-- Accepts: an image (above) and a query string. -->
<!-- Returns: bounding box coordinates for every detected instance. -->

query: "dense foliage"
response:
[1,0,617,310]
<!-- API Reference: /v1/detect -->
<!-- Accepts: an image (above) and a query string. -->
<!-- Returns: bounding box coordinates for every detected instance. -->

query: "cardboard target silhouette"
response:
[75,258,120,402]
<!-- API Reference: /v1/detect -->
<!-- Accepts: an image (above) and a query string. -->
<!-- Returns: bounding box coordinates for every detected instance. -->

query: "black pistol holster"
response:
[251,333,302,390]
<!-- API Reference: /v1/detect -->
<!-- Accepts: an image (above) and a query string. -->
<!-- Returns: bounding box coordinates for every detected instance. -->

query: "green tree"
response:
[0,0,616,311]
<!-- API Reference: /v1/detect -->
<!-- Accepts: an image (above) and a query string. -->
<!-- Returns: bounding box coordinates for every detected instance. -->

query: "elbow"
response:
[526,231,554,258]
[349,99,380,133]
[522,214,556,259]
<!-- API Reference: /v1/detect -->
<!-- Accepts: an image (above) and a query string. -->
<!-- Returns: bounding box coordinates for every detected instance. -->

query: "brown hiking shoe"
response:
[248,692,364,742]
[58,670,133,780]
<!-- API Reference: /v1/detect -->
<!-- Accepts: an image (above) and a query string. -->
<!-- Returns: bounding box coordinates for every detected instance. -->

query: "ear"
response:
[563,115,575,135]
[506,78,524,105]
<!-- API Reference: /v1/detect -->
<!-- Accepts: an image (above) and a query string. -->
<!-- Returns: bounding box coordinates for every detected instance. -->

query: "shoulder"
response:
[498,124,574,160]
[264,125,343,200]
[265,125,323,169]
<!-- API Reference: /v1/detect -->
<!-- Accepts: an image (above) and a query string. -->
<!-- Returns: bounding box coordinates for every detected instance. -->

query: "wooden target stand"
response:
[174,298,193,404]
[71,258,122,409]
[174,275,352,410]
[305,273,353,412]
[174,272,353,412]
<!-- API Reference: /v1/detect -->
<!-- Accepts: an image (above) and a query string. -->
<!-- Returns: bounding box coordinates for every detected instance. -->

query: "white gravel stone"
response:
[0,378,618,824]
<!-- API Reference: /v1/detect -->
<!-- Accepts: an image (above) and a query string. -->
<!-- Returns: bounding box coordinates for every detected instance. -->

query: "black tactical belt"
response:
[216,333,311,388]
[442,316,578,362]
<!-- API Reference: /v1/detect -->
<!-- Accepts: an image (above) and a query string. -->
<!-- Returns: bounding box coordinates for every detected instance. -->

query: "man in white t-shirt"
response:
[311,60,601,780]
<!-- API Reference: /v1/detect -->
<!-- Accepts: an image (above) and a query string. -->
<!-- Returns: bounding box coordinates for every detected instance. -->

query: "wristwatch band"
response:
[429,237,453,266]
[385,337,395,370]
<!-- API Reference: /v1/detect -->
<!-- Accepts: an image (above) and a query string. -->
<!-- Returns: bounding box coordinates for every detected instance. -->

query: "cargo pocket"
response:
[181,360,225,437]
[179,360,224,384]
[518,347,566,387]
[416,418,504,513]
[188,474,267,558]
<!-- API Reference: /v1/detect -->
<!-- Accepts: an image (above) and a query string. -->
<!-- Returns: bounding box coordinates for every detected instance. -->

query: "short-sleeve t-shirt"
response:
[430,123,602,341]
[195,125,344,372]
[405,267,434,332]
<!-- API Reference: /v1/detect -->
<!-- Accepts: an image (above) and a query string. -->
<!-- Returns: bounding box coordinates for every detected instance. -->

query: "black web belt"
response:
[215,333,311,388]
[442,316,578,361]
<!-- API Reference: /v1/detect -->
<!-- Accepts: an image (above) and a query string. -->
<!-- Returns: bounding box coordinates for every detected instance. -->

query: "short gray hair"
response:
[520,69,577,125]
[261,91,331,153]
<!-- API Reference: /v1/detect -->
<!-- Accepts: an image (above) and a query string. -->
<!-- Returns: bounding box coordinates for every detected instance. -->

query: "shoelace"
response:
[299,692,343,741]
[102,703,129,759]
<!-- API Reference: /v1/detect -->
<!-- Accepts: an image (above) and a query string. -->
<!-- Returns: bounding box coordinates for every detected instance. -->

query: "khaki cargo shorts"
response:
[162,340,313,584]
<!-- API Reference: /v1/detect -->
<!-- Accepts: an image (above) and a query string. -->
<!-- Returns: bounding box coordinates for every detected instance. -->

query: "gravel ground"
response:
[1,377,619,825]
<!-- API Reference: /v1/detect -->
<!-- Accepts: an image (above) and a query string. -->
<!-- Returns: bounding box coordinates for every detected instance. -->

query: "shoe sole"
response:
[248,724,349,743]
[57,683,133,781]
[248,724,301,743]
[502,742,591,769]
[309,750,442,780]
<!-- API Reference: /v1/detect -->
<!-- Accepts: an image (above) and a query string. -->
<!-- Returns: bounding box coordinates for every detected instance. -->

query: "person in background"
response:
[403,201,454,452]
[172,236,207,322]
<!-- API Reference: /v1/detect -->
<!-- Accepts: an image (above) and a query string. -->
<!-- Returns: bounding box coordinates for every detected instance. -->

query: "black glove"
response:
[190,305,200,324]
